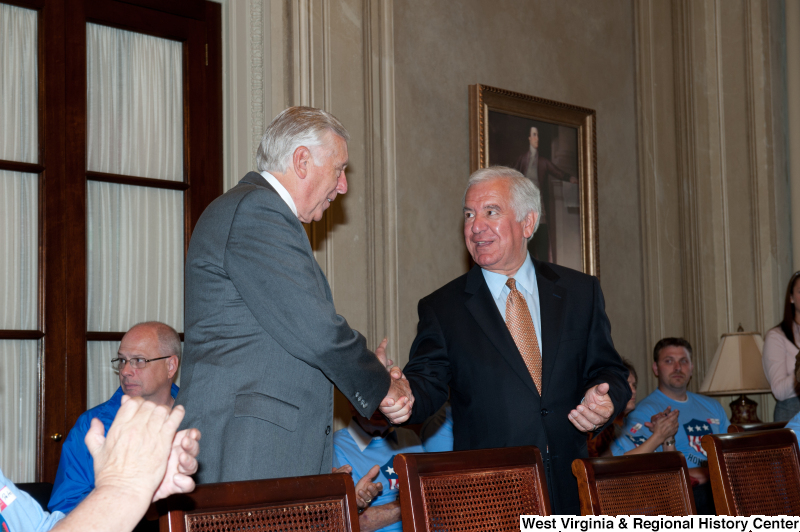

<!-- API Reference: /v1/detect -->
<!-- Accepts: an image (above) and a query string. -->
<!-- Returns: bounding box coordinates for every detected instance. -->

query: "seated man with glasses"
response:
[48,321,181,515]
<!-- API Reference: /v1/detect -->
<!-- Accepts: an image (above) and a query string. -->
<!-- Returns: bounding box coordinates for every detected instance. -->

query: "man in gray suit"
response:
[177,106,412,484]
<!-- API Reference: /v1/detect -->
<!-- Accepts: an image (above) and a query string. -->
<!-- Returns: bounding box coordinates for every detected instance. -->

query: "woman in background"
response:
[763,271,800,421]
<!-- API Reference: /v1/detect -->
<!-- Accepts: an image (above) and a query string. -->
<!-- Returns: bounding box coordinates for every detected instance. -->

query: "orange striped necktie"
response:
[505,278,542,394]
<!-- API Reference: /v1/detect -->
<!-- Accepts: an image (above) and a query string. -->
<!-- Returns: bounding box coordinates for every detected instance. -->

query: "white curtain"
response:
[0,3,37,163]
[0,3,38,483]
[86,23,183,180]
[0,341,38,482]
[85,24,184,408]
[0,171,38,330]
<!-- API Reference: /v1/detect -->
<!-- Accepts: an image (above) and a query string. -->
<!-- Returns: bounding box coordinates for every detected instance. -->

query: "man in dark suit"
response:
[514,126,577,263]
[177,107,412,485]
[401,166,630,514]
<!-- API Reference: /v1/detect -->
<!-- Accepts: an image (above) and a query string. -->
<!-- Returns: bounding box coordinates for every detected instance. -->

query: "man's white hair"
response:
[256,106,350,174]
[463,166,542,236]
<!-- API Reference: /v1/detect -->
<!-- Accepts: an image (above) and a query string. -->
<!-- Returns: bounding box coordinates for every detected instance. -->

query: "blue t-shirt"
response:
[0,467,64,531]
[48,384,179,513]
[421,404,454,453]
[333,421,425,532]
[611,388,729,466]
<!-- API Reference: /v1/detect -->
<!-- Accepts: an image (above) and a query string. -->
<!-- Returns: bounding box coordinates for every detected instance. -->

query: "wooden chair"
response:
[154,473,360,532]
[393,446,550,532]
[571,452,696,516]
[701,429,800,515]
[727,421,787,433]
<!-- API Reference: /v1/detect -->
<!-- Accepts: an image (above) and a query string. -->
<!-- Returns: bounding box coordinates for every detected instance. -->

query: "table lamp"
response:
[698,328,771,423]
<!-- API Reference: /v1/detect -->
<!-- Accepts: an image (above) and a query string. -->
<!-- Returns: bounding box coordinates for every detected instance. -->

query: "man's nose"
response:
[119,361,134,376]
[471,215,486,232]
[336,171,348,194]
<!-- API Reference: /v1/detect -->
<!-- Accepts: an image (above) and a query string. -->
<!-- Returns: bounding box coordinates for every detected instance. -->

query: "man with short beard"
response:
[612,337,728,514]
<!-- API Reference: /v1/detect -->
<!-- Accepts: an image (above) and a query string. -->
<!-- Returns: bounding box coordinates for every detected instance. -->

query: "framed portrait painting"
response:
[469,84,599,276]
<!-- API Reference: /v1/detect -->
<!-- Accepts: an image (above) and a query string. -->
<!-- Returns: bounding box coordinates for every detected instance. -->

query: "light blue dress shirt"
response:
[481,252,542,346]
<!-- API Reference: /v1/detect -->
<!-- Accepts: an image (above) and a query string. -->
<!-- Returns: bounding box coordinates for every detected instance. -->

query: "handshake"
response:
[373,338,415,424]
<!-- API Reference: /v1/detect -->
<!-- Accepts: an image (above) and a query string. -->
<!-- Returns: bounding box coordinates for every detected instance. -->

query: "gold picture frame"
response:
[469,84,599,277]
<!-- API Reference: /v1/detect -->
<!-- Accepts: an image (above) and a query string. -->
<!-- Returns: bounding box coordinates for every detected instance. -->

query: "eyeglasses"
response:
[110,356,170,371]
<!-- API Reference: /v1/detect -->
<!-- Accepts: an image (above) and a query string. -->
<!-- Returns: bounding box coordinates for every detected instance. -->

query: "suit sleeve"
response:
[224,190,390,417]
[582,277,631,429]
[403,300,452,424]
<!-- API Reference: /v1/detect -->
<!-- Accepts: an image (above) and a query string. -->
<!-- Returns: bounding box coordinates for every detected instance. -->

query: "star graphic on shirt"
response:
[695,424,703,431]
[703,424,710,431]
[385,466,395,476]
[686,426,694,432]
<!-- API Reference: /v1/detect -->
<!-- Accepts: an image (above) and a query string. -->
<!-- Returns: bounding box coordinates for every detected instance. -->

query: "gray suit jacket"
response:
[177,172,391,484]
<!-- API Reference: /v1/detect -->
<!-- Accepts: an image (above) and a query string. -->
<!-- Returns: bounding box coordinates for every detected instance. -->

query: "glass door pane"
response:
[0,171,38,330]
[0,340,39,482]
[86,182,184,332]
[0,3,37,163]
[0,3,39,483]
[86,23,183,180]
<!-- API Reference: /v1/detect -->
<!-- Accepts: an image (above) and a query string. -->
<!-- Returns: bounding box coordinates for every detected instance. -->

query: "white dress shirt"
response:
[260,170,298,217]
[481,252,542,345]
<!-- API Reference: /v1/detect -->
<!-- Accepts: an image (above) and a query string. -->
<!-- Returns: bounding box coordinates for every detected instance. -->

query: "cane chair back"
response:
[394,446,550,532]
[155,473,359,532]
[571,452,696,516]
[701,429,800,516]
[727,421,787,433]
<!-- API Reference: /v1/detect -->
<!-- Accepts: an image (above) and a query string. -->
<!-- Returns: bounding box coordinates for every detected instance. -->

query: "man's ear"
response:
[168,356,179,379]
[292,146,312,179]
[652,361,659,378]
[523,212,537,240]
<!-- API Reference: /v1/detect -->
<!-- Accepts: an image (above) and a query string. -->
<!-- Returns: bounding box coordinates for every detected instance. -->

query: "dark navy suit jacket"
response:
[403,260,630,514]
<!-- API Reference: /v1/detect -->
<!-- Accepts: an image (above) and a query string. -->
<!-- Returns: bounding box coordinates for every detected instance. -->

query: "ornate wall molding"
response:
[634,0,790,418]
[250,0,265,161]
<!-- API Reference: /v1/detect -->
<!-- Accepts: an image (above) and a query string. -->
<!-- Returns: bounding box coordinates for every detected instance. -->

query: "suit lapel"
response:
[464,266,540,397]
[535,260,566,398]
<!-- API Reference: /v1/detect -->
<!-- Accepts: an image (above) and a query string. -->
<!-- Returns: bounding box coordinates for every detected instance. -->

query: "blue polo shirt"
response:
[0,467,64,531]
[48,384,179,513]
[333,420,425,532]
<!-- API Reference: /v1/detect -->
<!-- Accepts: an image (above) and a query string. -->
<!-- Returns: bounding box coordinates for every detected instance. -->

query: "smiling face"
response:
[463,178,536,277]
[117,325,178,405]
[296,132,349,223]
[653,345,693,397]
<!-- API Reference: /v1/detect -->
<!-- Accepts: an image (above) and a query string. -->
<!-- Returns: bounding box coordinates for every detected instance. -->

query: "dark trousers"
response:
[693,482,717,515]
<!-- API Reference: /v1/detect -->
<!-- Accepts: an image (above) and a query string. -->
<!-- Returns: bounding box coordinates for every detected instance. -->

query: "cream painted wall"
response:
[391,1,645,371]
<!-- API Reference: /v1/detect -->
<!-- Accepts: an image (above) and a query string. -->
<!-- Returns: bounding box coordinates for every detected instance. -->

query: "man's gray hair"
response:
[463,166,542,235]
[132,321,182,361]
[256,106,350,174]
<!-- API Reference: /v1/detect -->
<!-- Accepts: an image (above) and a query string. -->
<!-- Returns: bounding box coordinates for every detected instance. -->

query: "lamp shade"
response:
[698,331,771,396]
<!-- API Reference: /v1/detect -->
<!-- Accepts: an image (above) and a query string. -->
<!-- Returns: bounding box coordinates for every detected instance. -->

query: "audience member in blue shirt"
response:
[49,322,181,514]
[611,338,729,514]
[333,406,425,532]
